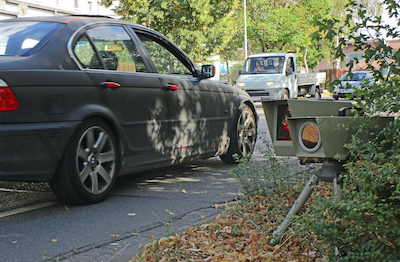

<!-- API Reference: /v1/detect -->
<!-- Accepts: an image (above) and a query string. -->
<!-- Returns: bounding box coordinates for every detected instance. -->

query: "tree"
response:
[100,0,241,63]
[242,0,333,71]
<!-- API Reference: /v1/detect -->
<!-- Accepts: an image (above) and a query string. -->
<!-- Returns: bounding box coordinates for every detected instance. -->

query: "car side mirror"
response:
[238,69,242,76]
[201,65,215,79]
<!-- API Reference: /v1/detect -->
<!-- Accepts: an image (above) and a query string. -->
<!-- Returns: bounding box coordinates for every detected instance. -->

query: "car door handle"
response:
[163,84,180,91]
[101,82,121,88]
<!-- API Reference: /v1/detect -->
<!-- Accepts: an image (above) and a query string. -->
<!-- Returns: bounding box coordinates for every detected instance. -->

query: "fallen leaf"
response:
[51,239,58,243]
[201,216,207,220]
[128,213,136,216]
[12,240,18,244]
[110,243,119,246]
[110,234,119,238]
[215,204,219,209]
[181,189,187,193]
[150,235,156,238]
[132,232,139,236]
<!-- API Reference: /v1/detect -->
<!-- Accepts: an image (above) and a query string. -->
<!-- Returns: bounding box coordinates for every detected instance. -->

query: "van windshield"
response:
[242,56,285,74]
[0,21,63,56]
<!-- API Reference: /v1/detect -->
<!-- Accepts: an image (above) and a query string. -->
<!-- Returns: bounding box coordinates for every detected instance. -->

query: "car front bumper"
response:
[245,88,285,101]
[333,88,354,98]
[0,121,80,181]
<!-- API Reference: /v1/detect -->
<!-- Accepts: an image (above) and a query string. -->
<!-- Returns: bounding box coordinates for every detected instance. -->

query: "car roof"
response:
[348,71,372,74]
[0,15,151,31]
[1,15,112,23]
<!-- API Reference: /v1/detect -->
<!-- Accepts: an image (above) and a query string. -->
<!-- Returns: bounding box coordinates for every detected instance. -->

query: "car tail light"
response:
[0,79,19,111]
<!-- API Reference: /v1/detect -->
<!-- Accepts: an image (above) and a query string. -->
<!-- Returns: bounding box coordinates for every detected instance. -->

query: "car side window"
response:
[135,33,191,75]
[287,57,295,72]
[74,25,147,72]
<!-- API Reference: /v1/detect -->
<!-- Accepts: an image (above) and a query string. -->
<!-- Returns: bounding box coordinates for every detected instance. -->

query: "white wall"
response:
[0,0,118,19]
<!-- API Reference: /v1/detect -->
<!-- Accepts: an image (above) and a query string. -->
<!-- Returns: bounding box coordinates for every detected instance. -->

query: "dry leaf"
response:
[110,234,119,238]
[128,213,136,216]
[51,239,58,243]
[130,187,326,262]
[181,189,187,193]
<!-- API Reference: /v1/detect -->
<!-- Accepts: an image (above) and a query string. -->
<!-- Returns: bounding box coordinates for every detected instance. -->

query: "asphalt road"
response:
[0,105,270,262]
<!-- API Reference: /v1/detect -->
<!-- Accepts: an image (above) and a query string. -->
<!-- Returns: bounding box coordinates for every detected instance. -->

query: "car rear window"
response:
[0,21,63,56]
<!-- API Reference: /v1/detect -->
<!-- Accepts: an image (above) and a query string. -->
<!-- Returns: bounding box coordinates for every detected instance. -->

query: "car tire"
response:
[220,104,257,164]
[281,89,289,99]
[333,96,339,100]
[50,118,119,204]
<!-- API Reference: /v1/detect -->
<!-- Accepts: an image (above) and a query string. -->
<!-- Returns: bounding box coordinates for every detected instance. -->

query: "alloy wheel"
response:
[76,126,116,195]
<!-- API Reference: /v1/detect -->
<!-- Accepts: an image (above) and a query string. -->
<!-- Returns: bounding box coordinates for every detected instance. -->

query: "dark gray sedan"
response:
[0,16,257,204]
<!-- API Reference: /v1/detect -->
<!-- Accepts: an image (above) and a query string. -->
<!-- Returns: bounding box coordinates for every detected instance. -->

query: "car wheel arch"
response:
[65,108,125,174]
[220,101,258,164]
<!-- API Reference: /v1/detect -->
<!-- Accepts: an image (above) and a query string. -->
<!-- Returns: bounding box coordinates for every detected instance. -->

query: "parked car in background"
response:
[0,16,257,204]
[332,71,374,100]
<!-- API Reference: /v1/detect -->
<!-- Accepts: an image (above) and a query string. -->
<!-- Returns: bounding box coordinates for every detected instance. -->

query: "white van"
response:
[237,52,325,101]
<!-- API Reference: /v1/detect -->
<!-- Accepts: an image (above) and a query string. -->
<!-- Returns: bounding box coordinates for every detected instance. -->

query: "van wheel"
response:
[220,104,257,164]
[50,118,118,204]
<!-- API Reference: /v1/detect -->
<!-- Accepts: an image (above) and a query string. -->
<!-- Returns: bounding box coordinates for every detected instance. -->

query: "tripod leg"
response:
[270,174,319,245]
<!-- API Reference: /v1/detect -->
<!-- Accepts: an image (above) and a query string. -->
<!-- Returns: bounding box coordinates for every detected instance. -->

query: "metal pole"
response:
[270,174,319,245]
[243,0,248,60]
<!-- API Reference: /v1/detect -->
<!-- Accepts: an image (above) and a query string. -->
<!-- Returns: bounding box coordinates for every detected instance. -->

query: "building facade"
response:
[316,39,400,73]
[0,0,117,19]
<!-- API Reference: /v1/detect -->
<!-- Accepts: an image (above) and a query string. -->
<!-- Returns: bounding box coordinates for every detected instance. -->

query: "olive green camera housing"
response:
[262,99,394,158]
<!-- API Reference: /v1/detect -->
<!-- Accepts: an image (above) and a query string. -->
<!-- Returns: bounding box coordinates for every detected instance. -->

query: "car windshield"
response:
[340,72,367,81]
[0,21,63,56]
[242,56,285,74]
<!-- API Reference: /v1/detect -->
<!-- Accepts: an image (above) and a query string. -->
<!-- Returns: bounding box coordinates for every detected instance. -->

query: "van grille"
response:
[247,90,270,96]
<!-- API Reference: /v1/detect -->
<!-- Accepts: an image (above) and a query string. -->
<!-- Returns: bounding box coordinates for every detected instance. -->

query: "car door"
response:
[285,56,298,98]
[72,24,172,171]
[132,31,224,161]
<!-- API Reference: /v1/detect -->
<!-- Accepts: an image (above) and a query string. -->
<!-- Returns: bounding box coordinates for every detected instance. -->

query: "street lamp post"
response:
[244,0,248,60]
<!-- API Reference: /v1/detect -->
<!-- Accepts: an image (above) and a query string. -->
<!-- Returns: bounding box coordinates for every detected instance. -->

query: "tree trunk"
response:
[304,46,309,73]
[225,60,231,85]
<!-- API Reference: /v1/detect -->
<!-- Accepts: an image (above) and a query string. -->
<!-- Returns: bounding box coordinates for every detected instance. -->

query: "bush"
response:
[306,1,400,260]
[229,133,311,197]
